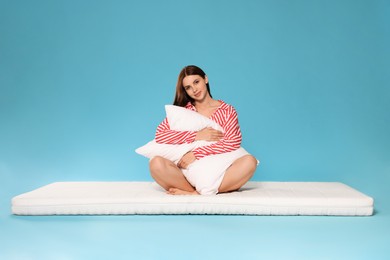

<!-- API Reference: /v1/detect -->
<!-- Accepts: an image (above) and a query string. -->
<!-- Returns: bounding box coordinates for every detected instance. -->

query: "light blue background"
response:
[1,0,389,259]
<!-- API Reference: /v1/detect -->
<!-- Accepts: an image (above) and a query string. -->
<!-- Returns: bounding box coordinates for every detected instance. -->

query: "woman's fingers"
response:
[210,129,223,141]
[177,159,185,169]
[204,128,222,140]
[177,152,196,169]
[195,127,224,141]
[178,160,189,169]
[177,157,188,169]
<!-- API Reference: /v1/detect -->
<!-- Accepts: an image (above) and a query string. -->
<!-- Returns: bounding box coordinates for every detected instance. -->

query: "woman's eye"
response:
[194,80,199,85]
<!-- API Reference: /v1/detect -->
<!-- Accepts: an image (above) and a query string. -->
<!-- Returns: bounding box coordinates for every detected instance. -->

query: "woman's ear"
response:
[205,75,208,84]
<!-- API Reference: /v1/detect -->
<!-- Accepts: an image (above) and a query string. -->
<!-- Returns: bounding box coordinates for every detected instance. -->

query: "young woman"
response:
[149,65,258,195]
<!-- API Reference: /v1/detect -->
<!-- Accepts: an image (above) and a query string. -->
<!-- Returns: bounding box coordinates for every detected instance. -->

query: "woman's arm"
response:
[155,118,197,144]
[192,106,242,159]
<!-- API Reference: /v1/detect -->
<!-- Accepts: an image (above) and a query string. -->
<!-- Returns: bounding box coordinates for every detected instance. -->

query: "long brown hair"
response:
[173,65,212,107]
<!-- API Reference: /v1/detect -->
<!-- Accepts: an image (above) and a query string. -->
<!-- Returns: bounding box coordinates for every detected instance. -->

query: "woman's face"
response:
[182,75,209,102]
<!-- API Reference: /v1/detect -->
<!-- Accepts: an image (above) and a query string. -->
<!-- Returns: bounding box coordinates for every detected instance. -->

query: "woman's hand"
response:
[195,127,223,142]
[177,152,196,169]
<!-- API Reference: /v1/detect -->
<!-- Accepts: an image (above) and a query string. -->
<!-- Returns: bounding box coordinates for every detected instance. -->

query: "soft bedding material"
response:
[135,105,224,162]
[12,182,374,216]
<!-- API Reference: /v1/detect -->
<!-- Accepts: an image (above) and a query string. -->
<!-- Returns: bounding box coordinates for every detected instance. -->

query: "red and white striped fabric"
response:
[155,100,242,159]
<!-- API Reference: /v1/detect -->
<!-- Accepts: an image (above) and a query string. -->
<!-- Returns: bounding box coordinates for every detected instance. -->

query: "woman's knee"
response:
[149,156,166,175]
[243,155,258,176]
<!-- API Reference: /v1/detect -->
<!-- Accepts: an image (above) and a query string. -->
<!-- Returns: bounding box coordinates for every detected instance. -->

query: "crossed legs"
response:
[149,155,258,195]
[149,156,198,195]
[218,154,258,193]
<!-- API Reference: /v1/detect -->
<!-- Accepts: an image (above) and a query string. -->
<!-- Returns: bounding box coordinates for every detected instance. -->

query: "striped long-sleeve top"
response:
[155,100,242,159]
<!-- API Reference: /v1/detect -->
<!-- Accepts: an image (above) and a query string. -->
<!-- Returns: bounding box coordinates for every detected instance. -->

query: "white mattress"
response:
[11,182,374,216]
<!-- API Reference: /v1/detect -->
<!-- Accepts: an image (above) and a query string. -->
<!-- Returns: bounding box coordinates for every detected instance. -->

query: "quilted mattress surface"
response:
[11,182,374,216]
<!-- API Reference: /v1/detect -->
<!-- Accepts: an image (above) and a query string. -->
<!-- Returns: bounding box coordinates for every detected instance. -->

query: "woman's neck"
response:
[194,97,219,110]
[194,97,221,117]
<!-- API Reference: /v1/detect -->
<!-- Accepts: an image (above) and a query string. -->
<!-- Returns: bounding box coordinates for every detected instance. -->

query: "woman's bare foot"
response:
[167,188,199,195]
